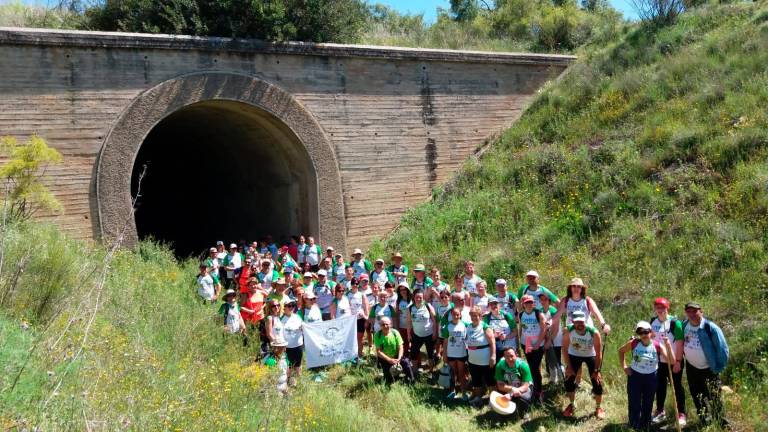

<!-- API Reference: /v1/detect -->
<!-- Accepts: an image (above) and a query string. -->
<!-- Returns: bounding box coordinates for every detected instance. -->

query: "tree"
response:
[0,135,63,222]
[450,0,481,22]
[84,0,370,42]
[629,0,685,25]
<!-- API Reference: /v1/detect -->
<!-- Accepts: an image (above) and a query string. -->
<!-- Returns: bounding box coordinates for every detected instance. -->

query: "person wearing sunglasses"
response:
[300,292,322,323]
[618,320,675,430]
[280,300,304,383]
[264,300,285,346]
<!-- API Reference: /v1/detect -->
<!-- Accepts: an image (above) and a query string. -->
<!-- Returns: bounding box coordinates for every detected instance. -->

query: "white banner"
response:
[302,315,358,368]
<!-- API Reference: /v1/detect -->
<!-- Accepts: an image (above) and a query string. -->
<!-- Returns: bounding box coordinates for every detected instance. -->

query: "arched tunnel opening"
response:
[130,100,318,257]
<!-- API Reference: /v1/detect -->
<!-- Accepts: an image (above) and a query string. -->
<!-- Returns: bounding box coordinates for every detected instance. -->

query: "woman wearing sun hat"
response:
[618,321,675,430]
[552,277,611,334]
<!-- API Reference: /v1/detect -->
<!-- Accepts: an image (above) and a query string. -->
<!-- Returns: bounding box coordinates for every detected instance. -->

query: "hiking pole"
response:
[664,336,682,432]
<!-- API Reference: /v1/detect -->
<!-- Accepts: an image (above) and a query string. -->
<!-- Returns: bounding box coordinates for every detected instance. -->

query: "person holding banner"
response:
[300,292,323,323]
[561,310,605,420]
[330,284,352,319]
[374,316,415,384]
[518,294,548,403]
[281,300,304,383]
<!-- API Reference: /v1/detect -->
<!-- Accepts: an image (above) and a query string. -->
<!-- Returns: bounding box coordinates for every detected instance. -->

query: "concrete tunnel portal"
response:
[130,100,319,257]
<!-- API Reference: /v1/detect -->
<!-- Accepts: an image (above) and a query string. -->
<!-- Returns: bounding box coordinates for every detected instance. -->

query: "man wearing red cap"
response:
[649,297,687,427]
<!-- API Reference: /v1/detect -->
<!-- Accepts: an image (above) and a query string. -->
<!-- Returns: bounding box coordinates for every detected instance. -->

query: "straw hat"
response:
[489,391,517,415]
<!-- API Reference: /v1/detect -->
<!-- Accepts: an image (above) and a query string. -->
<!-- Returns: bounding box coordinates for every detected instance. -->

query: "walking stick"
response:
[598,332,608,393]
[666,356,682,432]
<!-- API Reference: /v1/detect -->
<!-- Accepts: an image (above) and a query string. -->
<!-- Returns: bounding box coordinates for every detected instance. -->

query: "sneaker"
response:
[313,374,324,383]
[595,407,606,420]
[562,404,575,418]
[677,413,687,427]
[446,391,456,400]
[461,393,470,402]
[652,410,666,424]
[469,396,482,407]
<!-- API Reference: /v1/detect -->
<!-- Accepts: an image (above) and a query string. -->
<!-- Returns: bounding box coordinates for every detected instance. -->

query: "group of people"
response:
[195,236,731,430]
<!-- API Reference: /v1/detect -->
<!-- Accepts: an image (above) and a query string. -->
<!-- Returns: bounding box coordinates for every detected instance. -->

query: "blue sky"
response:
[15,0,638,21]
[376,0,638,22]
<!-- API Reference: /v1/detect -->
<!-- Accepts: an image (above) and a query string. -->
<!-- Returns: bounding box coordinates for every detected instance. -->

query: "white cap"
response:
[525,270,540,278]
[229,243,238,249]
[353,248,363,255]
[304,292,317,299]
[495,278,507,286]
[209,247,217,252]
[398,281,410,289]
[326,246,334,251]
[223,289,236,297]
[303,272,313,278]
[375,258,385,264]
[636,321,652,331]
[317,269,327,277]
[572,311,587,322]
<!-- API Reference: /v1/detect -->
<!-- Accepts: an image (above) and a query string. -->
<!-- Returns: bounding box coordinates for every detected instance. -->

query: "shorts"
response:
[447,355,468,362]
[410,334,436,359]
[467,361,495,388]
[286,346,303,366]
[356,318,367,333]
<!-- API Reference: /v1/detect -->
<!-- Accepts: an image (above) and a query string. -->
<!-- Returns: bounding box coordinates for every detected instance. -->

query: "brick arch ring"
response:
[95,71,347,252]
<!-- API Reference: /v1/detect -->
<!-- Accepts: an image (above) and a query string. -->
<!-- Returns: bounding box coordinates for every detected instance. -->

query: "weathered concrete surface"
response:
[0,27,575,252]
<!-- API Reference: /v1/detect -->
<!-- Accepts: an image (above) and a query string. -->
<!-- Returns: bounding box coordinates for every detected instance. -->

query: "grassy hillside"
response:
[2,2,767,431]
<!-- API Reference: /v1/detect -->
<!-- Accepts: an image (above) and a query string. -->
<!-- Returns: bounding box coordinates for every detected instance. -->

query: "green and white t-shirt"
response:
[494,358,533,400]
[630,339,661,374]
[332,295,352,318]
[517,284,558,311]
[463,274,482,295]
[466,321,492,365]
[441,320,469,358]
[387,264,409,286]
[409,303,434,337]
[519,310,544,350]
[485,311,517,350]
[412,276,434,292]
[650,316,683,363]
[370,303,395,332]
[566,324,598,357]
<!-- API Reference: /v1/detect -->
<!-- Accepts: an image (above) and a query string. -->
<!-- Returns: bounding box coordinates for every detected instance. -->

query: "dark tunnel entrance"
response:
[130,100,318,257]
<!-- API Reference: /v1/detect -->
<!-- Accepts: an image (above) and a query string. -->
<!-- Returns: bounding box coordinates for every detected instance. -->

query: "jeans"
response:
[656,361,686,415]
[686,361,726,427]
[627,370,658,430]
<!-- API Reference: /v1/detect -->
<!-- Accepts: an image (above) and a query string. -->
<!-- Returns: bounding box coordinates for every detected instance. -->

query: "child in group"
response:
[219,289,246,336]
[263,337,290,395]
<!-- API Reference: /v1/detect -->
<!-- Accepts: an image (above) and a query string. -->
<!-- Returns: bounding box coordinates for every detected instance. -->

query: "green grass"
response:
[2,2,768,431]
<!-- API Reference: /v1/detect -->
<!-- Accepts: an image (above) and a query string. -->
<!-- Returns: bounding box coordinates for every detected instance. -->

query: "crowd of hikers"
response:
[195,235,731,430]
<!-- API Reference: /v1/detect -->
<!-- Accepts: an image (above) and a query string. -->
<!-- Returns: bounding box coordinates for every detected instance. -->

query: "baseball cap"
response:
[684,301,702,310]
[495,278,507,286]
[521,294,535,304]
[317,269,327,277]
[209,247,217,252]
[326,246,334,251]
[275,278,286,285]
[525,270,540,278]
[216,241,224,246]
[414,264,426,272]
[304,292,317,299]
[303,272,313,278]
[398,281,410,290]
[359,274,369,281]
[488,296,500,304]
[375,258,385,264]
[654,297,670,308]
[635,321,652,331]
[352,248,363,255]
[283,267,294,274]
[229,243,237,249]
[572,310,587,322]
